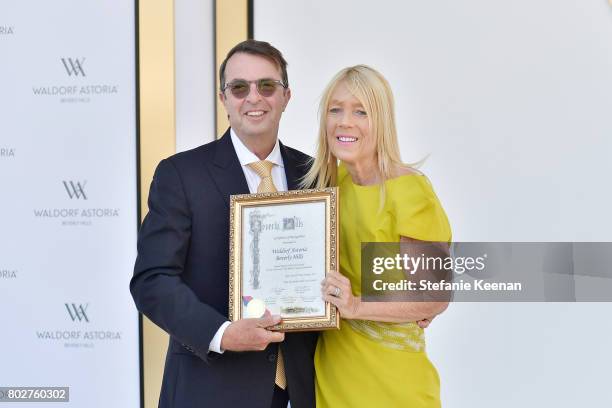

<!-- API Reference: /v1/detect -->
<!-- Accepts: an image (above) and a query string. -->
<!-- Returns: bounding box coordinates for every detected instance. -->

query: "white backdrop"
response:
[255,0,612,406]
[0,1,140,406]
[175,0,216,152]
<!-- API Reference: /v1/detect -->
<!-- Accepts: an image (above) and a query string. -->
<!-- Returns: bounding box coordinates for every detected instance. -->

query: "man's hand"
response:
[220,313,285,352]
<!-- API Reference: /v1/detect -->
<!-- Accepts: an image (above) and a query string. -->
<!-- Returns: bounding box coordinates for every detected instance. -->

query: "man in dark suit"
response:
[130,40,317,408]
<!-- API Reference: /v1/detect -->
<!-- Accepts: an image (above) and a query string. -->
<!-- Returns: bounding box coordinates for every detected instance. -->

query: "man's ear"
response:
[283,88,291,110]
[218,91,226,104]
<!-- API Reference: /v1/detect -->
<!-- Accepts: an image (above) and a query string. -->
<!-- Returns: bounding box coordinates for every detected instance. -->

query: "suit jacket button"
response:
[268,353,276,362]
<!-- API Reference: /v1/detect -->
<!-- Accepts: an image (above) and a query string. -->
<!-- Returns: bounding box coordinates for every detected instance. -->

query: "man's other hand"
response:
[220,313,285,352]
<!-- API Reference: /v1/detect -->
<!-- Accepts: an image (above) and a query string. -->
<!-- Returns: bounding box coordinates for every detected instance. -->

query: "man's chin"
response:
[237,123,278,139]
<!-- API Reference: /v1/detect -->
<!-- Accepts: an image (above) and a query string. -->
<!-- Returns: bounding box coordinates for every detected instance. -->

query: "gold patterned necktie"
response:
[246,160,286,389]
[247,160,278,193]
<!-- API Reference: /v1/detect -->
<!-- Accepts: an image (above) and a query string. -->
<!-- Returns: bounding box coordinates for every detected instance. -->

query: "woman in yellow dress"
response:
[301,65,452,407]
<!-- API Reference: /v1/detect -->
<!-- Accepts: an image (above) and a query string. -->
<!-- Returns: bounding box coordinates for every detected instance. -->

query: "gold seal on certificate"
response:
[228,188,340,332]
[244,298,266,318]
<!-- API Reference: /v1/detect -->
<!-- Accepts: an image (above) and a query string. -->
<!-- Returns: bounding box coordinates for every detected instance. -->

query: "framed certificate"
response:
[229,188,340,332]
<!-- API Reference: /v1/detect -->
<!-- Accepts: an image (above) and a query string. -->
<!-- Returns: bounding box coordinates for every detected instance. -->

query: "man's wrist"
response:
[209,321,231,354]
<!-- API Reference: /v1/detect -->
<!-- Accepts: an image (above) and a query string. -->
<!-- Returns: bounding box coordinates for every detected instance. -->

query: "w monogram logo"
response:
[65,303,89,322]
[63,181,87,200]
[61,58,86,77]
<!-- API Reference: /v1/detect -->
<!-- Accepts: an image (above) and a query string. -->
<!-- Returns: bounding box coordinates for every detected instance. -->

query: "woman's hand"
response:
[321,270,361,320]
[321,270,438,327]
[417,317,434,328]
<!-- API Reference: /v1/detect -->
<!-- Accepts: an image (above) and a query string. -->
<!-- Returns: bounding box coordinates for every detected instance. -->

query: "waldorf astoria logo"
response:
[0,268,18,279]
[65,303,89,322]
[35,302,122,349]
[63,180,87,200]
[0,147,15,158]
[31,57,119,104]
[0,25,15,35]
[61,58,86,77]
[32,180,120,227]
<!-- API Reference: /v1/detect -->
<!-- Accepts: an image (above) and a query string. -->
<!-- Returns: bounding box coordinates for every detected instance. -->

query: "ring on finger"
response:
[332,286,341,297]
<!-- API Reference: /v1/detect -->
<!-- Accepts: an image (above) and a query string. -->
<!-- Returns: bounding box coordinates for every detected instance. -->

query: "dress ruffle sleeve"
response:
[390,175,452,242]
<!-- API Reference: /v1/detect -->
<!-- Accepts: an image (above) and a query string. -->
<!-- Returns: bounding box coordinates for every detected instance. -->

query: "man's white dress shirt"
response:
[208,129,288,353]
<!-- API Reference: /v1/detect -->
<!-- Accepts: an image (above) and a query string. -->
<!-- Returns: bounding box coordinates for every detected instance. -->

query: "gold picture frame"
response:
[229,188,340,332]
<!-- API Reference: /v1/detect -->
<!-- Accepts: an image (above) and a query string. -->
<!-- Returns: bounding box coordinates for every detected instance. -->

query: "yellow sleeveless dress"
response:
[314,164,451,408]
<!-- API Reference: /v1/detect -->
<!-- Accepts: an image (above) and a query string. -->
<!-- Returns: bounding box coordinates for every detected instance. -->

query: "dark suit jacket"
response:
[130,129,317,408]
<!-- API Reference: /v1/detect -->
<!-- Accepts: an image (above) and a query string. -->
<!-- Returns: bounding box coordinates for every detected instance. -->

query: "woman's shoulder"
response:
[390,165,423,178]
[385,165,440,211]
[387,166,451,241]
[385,165,430,192]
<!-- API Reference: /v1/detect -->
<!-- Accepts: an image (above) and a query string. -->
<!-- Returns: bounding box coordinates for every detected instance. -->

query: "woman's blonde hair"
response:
[300,65,413,190]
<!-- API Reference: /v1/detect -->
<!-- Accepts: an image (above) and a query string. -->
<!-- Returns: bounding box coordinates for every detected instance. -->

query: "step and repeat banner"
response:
[0,1,140,406]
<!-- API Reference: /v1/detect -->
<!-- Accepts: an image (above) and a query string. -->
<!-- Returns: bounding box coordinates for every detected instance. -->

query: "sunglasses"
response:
[222,78,287,99]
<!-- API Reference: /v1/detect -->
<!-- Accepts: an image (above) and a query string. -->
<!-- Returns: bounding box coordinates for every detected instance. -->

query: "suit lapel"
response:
[207,131,307,204]
[208,129,250,205]
[280,141,305,191]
